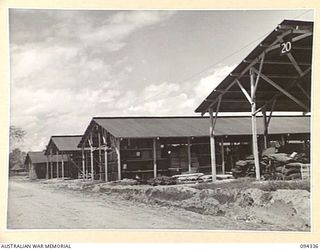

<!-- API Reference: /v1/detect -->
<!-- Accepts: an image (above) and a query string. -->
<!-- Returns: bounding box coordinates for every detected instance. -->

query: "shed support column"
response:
[56,151,59,178]
[61,155,64,180]
[209,107,217,182]
[98,130,102,181]
[82,148,85,180]
[250,68,261,180]
[187,137,191,173]
[46,157,49,179]
[90,133,94,181]
[103,131,108,182]
[115,138,121,181]
[221,138,225,174]
[50,154,53,179]
[262,108,268,149]
[153,138,157,178]
[104,149,108,182]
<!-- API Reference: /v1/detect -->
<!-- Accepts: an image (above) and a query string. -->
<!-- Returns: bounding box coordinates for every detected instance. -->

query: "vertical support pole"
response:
[85,151,88,179]
[50,150,53,179]
[250,68,261,181]
[46,156,49,179]
[262,108,268,149]
[90,133,94,181]
[187,137,191,173]
[56,151,59,178]
[115,138,121,181]
[103,130,108,182]
[61,155,64,180]
[153,138,157,178]
[209,107,217,182]
[281,134,286,146]
[104,148,108,182]
[221,137,225,174]
[82,148,85,180]
[98,129,102,181]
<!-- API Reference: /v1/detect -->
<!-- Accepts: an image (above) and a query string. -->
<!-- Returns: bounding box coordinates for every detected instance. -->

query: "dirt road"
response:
[7,177,285,230]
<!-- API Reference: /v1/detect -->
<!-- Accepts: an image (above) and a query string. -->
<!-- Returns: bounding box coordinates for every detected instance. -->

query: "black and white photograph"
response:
[7,9,313,232]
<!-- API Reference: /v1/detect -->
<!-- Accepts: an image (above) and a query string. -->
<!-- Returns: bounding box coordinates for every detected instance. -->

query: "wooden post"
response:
[82,148,85,180]
[98,129,102,181]
[115,138,121,181]
[50,152,53,179]
[281,134,286,146]
[102,130,108,182]
[250,68,261,181]
[61,155,64,180]
[46,156,49,179]
[56,151,59,178]
[85,151,88,179]
[90,133,94,181]
[221,138,225,174]
[104,149,108,182]
[153,138,157,178]
[262,108,268,149]
[209,107,217,182]
[187,137,191,173]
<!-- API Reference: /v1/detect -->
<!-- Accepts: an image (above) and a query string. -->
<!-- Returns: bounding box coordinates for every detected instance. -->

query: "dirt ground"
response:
[5,177,297,230]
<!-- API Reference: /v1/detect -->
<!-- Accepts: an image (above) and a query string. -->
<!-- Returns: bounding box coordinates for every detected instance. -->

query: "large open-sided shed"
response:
[195,20,313,180]
[44,135,85,179]
[78,116,310,182]
[24,151,67,179]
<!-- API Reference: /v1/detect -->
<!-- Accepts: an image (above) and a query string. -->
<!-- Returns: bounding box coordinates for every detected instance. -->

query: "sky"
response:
[9,9,314,151]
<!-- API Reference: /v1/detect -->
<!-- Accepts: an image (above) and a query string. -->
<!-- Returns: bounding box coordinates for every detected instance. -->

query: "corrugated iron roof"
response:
[195,19,313,113]
[78,116,310,146]
[45,135,82,155]
[25,151,67,164]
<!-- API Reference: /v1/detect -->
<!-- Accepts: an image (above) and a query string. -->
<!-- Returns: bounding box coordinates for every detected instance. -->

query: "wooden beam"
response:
[221,138,225,174]
[258,45,312,51]
[212,95,222,130]
[243,59,311,66]
[267,98,277,127]
[265,32,312,53]
[209,107,217,182]
[187,137,191,173]
[230,73,298,79]
[153,138,157,178]
[236,79,252,104]
[89,133,94,181]
[253,52,265,96]
[61,155,65,180]
[250,68,261,181]
[287,53,304,76]
[251,67,309,111]
[98,129,102,181]
[82,148,85,180]
[103,130,108,182]
[115,138,121,181]
[50,152,53,179]
[56,151,59,178]
[201,29,311,115]
[46,157,49,179]
[262,108,268,149]
[296,83,310,100]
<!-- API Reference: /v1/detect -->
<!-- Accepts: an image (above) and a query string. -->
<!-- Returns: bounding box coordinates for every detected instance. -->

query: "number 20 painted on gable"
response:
[280,41,292,55]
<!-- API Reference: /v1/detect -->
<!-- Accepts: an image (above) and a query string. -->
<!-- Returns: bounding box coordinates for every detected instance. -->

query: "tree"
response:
[9,126,27,171]
[10,126,26,142]
[9,148,26,171]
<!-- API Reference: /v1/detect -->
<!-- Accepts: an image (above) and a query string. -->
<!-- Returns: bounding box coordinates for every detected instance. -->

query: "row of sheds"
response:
[25,19,313,181]
[25,116,310,181]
